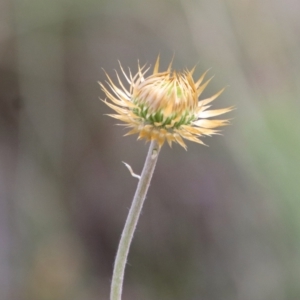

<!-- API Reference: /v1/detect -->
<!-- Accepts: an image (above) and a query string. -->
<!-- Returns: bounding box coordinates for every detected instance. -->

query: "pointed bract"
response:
[100,56,233,149]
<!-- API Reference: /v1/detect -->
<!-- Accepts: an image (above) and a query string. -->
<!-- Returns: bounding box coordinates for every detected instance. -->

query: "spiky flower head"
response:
[99,56,232,150]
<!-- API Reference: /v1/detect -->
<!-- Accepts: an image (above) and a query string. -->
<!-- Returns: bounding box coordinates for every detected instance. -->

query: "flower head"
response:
[100,56,232,150]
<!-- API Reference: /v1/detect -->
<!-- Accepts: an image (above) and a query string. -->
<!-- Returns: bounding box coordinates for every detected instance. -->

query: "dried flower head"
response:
[100,56,232,150]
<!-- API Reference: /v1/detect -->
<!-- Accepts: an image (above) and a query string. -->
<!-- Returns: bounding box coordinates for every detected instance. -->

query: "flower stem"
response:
[110,140,161,300]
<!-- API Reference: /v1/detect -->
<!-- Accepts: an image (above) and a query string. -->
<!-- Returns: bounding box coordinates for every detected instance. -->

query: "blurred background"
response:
[1,0,300,299]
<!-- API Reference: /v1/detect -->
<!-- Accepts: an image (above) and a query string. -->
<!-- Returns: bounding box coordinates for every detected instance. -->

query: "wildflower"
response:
[100,56,232,149]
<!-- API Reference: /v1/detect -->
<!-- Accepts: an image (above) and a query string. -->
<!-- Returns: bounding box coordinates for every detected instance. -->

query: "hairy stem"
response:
[110,140,161,300]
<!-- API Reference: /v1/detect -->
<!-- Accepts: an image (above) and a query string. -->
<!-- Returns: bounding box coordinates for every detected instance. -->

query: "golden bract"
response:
[99,56,233,150]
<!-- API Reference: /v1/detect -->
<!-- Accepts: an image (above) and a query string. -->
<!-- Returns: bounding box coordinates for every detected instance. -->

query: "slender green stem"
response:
[110,140,161,300]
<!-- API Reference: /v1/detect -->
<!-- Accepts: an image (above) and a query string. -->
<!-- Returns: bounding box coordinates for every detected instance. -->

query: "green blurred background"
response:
[1,0,300,299]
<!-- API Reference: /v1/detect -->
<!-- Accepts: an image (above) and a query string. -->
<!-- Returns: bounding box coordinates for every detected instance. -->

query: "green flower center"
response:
[132,102,196,129]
